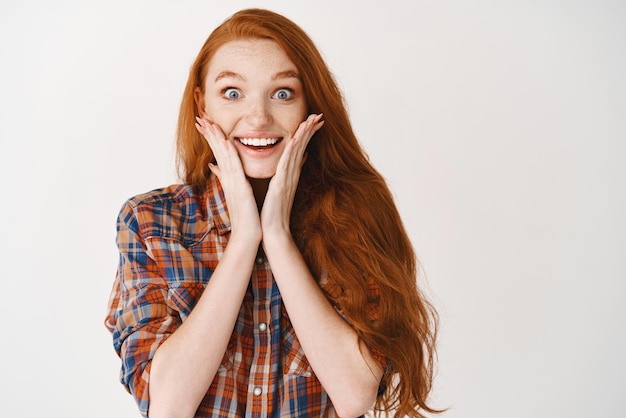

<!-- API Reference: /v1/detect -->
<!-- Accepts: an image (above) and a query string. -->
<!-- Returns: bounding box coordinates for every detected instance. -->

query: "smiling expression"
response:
[195,39,308,179]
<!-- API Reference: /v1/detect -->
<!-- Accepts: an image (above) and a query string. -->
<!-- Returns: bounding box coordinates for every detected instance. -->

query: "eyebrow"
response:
[214,71,244,82]
[214,70,300,83]
[272,70,300,81]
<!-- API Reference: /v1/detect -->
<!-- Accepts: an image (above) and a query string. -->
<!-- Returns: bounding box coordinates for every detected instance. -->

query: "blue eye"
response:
[273,88,293,100]
[223,88,241,99]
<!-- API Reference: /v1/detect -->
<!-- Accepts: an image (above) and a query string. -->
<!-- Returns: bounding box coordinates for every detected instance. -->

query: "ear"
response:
[194,87,206,118]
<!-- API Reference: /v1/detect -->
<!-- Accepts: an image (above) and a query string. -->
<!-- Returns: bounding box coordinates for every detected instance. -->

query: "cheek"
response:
[205,106,237,131]
[281,106,308,130]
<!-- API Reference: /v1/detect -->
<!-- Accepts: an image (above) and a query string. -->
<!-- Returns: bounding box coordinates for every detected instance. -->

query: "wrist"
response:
[228,228,262,251]
[262,229,295,254]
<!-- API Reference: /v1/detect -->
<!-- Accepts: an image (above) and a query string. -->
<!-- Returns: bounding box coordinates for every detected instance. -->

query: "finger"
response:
[195,117,215,147]
[208,162,221,179]
[196,117,237,165]
[195,116,210,133]
[196,116,225,142]
[284,117,323,170]
[279,115,322,166]
[195,119,206,136]
[292,114,324,148]
[295,113,320,136]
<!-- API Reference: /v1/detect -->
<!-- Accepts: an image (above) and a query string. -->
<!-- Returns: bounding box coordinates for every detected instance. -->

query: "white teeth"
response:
[238,138,278,147]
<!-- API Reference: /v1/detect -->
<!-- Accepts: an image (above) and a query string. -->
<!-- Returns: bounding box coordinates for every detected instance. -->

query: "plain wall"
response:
[0,0,624,416]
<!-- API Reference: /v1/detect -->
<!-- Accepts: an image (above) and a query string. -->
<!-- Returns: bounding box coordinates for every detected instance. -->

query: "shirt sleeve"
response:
[104,201,180,417]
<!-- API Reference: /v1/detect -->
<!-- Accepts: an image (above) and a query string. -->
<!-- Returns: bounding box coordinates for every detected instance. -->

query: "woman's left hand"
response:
[261,113,324,238]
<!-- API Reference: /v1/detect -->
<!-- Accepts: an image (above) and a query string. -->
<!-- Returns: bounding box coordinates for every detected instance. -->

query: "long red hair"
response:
[176,8,441,417]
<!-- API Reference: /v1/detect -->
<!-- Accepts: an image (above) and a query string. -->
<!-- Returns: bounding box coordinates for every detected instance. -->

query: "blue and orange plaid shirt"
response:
[105,175,383,417]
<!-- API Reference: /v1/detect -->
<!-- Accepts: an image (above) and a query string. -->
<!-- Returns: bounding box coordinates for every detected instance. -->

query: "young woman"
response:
[106,8,440,418]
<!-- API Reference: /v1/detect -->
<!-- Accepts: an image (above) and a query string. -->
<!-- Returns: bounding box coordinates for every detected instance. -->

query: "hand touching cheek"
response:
[261,113,324,238]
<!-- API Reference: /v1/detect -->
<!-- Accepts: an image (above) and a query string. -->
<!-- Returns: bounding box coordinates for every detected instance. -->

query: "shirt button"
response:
[258,322,267,332]
[255,256,265,265]
[253,387,262,396]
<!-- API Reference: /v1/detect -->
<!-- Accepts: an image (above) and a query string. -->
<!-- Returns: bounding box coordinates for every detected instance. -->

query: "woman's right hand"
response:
[195,117,262,243]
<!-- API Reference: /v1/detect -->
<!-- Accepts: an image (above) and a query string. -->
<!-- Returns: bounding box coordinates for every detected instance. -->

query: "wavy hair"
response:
[176,8,441,417]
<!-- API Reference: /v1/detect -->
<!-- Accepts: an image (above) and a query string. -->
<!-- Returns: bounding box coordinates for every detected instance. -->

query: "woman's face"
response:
[196,39,308,179]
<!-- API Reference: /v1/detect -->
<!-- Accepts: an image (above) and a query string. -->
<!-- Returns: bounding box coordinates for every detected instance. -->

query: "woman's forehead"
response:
[207,39,297,76]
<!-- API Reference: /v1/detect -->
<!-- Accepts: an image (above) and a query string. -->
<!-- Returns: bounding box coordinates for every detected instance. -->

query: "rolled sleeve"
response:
[105,202,180,416]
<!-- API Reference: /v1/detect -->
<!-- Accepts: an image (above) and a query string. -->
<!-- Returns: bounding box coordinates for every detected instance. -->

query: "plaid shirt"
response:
[105,176,368,417]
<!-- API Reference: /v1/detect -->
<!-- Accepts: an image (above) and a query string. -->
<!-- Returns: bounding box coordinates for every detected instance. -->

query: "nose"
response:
[245,96,273,127]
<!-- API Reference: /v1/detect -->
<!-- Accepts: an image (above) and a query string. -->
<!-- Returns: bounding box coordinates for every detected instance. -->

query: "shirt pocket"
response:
[166,281,206,320]
[282,319,313,377]
[146,236,213,315]
[146,237,236,374]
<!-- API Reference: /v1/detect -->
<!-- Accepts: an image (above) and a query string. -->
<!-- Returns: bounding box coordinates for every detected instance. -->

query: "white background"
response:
[1,0,624,417]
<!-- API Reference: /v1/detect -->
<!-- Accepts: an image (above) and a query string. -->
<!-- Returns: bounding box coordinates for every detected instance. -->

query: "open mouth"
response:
[237,137,282,149]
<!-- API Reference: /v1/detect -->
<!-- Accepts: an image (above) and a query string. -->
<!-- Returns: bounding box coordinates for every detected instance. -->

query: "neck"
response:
[248,177,271,211]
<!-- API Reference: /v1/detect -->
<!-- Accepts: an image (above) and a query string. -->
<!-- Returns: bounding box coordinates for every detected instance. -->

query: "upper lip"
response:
[234,132,281,140]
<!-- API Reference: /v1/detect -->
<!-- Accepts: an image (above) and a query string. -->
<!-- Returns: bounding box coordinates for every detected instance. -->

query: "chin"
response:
[243,166,277,180]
